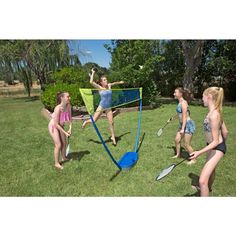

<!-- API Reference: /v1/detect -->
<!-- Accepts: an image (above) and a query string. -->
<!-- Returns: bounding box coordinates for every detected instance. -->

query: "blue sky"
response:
[69,40,112,68]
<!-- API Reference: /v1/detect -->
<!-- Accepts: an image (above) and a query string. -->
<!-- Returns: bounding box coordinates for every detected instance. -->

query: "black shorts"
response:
[207,141,227,154]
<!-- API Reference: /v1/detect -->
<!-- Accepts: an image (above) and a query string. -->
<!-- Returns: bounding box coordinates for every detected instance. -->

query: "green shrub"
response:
[51,67,89,85]
[41,83,84,112]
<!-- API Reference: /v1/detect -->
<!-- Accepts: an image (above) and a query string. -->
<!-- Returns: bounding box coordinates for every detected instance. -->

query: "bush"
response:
[50,67,89,85]
[41,83,84,112]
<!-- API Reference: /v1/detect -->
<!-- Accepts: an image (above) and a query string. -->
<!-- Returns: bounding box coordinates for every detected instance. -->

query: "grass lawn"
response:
[0,96,236,196]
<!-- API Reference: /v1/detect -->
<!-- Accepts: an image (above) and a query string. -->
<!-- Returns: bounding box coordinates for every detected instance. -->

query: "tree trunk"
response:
[182,40,205,94]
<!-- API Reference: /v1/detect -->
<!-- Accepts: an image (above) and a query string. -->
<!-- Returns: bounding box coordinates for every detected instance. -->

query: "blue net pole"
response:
[89,115,122,170]
[134,98,142,153]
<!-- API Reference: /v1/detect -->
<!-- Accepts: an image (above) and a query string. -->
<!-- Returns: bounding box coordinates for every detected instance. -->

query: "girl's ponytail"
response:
[204,87,224,122]
[215,87,224,120]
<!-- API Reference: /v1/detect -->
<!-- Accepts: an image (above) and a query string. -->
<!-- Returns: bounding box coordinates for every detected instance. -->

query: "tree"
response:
[0,40,81,96]
[160,40,185,96]
[195,40,236,100]
[181,40,205,93]
[106,40,164,105]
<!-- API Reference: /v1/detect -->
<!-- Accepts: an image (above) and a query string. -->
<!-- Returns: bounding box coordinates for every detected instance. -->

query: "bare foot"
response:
[61,157,69,162]
[192,184,212,192]
[191,184,200,191]
[171,155,180,159]
[186,159,197,165]
[82,121,87,129]
[110,137,117,146]
[55,163,64,170]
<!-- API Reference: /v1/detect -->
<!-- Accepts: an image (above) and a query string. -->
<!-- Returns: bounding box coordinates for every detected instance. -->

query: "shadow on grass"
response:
[110,169,122,181]
[137,132,146,153]
[167,146,190,159]
[13,96,40,102]
[88,132,131,145]
[184,191,200,197]
[188,172,200,186]
[184,173,200,197]
[60,150,90,164]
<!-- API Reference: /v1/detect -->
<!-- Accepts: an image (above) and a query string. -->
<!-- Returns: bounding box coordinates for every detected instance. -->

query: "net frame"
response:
[80,88,142,115]
[79,87,143,170]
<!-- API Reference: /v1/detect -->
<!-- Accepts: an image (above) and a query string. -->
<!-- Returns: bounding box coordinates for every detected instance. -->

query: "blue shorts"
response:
[179,119,196,135]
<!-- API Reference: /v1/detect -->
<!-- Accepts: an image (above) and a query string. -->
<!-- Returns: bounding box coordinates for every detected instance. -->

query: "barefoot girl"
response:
[190,87,228,196]
[82,68,124,146]
[48,91,72,170]
[173,87,196,164]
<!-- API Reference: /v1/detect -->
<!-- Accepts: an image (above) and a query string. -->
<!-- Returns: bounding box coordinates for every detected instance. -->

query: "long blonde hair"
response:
[204,87,224,120]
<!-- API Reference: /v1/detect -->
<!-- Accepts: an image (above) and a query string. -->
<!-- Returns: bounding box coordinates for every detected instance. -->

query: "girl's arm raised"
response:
[89,68,103,89]
[109,81,125,87]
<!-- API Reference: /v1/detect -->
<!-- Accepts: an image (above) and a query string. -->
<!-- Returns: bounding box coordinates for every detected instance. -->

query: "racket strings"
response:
[157,128,163,136]
[156,165,175,180]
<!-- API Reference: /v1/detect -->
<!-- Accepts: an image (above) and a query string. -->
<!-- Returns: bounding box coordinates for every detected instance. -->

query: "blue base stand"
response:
[118,152,138,169]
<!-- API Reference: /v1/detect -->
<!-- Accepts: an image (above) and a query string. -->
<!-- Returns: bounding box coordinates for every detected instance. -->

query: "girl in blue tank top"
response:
[82,68,125,146]
[172,87,196,165]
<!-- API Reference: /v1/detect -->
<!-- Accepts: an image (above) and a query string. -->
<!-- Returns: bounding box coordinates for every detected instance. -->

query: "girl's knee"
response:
[175,138,180,144]
[183,143,190,150]
[108,119,114,126]
[199,177,208,188]
[55,143,61,150]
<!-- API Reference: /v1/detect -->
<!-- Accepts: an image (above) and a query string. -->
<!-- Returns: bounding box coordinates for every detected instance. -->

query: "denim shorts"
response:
[179,119,196,135]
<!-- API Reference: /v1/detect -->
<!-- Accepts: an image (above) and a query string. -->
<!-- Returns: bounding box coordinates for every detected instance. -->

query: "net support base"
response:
[118,152,138,169]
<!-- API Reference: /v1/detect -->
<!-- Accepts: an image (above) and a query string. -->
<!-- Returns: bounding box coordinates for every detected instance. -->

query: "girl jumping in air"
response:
[48,91,72,170]
[173,87,196,165]
[82,68,124,146]
[190,87,228,197]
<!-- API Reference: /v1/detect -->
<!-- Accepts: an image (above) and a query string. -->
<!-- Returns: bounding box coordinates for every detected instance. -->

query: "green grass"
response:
[1,97,236,196]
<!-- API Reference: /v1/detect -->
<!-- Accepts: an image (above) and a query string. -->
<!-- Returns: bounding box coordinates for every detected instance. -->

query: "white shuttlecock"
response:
[139,65,143,69]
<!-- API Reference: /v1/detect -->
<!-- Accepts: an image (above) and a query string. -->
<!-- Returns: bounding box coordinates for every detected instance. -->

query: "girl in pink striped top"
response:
[48,91,72,170]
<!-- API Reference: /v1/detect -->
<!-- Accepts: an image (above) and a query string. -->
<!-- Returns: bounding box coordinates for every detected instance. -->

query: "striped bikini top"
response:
[203,118,211,132]
[176,102,190,116]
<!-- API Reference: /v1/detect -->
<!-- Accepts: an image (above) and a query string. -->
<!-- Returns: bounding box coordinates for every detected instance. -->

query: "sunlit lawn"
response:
[0,97,236,196]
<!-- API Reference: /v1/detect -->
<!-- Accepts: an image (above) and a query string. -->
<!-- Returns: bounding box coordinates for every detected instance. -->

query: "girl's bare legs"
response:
[59,129,67,162]
[208,169,216,191]
[183,133,196,164]
[199,150,223,196]
[82,109,103,128]
[106,109,116,145]
[49,126,63,170]
[172,131,182,158]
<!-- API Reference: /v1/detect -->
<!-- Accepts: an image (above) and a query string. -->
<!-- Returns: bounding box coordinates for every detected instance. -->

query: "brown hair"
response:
[98,75,107,86]
[176,87,192,102]
[56,91,66,105]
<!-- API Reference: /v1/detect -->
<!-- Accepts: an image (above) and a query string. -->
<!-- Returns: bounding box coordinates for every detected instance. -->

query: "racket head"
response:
[66,144,70,157]
[66,136,70,156]
[157,128,163,136]
[156,164,176,181]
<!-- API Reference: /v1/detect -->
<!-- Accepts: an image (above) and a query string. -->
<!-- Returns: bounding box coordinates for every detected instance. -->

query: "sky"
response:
[69,40,112,68]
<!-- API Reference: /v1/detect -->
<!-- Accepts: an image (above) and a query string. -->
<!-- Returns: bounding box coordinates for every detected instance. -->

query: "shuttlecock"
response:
[139,65,143,69]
